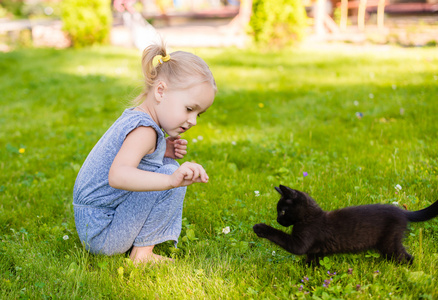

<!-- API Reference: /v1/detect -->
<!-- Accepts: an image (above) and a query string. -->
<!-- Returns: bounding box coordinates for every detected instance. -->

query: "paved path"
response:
[155,21,248,48]
[111,17,248,48]
[1,13,436,50]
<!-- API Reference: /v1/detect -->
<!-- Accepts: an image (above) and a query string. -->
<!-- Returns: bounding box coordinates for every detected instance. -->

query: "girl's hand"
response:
[169,162,209,188]
[165,136,188,159]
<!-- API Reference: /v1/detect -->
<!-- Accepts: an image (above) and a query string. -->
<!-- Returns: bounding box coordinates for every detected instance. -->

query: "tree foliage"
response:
[249,0,308,47]
[61,0,112,48]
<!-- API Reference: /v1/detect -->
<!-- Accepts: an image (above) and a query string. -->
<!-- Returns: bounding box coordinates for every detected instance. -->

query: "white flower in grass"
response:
[231,141,236,146]
[63,235,69,240]
[272,251,276,256]
[222,226,230,234]
[254,190,260,197]
[192,139,198,143]
[197,135,203,141]
[395,184,402,191]
[392,201,399,206]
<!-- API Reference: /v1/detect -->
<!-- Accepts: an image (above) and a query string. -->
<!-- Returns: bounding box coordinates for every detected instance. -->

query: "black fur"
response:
[253,185,438,265]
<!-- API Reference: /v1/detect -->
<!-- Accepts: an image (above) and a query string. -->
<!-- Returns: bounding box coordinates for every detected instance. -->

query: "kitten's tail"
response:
[406,199,438,222]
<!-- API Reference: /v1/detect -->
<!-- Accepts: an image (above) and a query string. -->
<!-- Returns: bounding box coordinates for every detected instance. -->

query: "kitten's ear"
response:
[279,185,298,199]
[275,186,282,195]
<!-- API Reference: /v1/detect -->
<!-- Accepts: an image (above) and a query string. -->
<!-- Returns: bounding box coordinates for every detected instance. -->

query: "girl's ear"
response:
[154,81,167,102]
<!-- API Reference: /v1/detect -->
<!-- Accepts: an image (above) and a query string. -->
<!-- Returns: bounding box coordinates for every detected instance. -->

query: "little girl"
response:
[73,43,216,263]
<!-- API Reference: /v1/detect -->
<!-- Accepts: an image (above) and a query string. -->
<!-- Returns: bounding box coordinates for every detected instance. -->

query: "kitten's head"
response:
[275,185,321,227]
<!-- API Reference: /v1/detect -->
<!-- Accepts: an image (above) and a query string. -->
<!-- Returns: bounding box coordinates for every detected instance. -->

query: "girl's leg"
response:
[98,160,186,259]
[129,175,185,262]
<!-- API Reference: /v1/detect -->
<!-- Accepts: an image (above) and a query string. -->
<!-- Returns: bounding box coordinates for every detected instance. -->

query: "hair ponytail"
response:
[132,42,216,106]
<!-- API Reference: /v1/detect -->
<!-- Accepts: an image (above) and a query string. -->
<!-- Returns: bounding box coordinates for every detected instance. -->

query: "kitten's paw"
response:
[253,223,270,238]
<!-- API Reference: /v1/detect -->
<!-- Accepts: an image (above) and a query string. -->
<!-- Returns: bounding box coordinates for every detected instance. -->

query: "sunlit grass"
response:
[1,45,437,299]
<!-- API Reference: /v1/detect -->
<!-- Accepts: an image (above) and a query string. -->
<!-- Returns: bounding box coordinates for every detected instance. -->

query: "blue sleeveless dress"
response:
[73,108,186,255]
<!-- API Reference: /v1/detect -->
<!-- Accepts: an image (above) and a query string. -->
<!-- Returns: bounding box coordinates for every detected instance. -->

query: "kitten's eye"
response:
[280,210,286,216]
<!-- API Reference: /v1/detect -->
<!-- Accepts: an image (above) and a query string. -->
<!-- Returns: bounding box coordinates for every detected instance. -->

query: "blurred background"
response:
[0,0,436,51]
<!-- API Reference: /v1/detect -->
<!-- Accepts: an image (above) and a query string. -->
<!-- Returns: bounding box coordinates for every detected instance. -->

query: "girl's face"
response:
[155,81,215,137]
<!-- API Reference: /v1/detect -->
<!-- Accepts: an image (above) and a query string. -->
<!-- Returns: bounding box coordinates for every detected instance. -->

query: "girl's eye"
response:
[187,107,193,112]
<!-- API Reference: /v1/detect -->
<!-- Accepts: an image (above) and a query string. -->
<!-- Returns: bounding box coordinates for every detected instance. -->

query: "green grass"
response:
[1,45,437,299]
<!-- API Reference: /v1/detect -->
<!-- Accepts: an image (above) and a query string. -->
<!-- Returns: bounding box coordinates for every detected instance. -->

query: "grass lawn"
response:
[0,44,437,299]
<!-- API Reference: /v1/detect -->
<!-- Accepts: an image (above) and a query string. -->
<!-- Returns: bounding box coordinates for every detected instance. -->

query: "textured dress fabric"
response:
[73,108,186,255]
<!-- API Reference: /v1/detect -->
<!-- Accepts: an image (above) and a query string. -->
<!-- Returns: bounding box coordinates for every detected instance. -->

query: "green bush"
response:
[0,0,25,17]
[61,0,112,48]
[0,0,62,19]
[249,0,307,48]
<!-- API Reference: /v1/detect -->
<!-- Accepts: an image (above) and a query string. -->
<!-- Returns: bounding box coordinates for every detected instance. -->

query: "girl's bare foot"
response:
[129,245,173,264]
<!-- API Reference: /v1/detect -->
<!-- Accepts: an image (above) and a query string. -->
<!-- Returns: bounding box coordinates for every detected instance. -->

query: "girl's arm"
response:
[108,126,208,191]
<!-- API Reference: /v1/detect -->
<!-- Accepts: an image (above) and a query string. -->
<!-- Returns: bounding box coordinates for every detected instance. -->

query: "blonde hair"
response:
[133,43,217,106]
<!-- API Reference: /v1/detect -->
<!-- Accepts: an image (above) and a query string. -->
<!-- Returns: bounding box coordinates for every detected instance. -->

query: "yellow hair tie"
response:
[152,54,171,67]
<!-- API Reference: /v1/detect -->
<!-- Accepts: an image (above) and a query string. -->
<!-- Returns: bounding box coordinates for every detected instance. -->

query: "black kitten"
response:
[253,185,438,265]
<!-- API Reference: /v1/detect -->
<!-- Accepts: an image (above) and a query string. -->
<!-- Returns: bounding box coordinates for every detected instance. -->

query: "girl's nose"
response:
[188,115,197,126]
